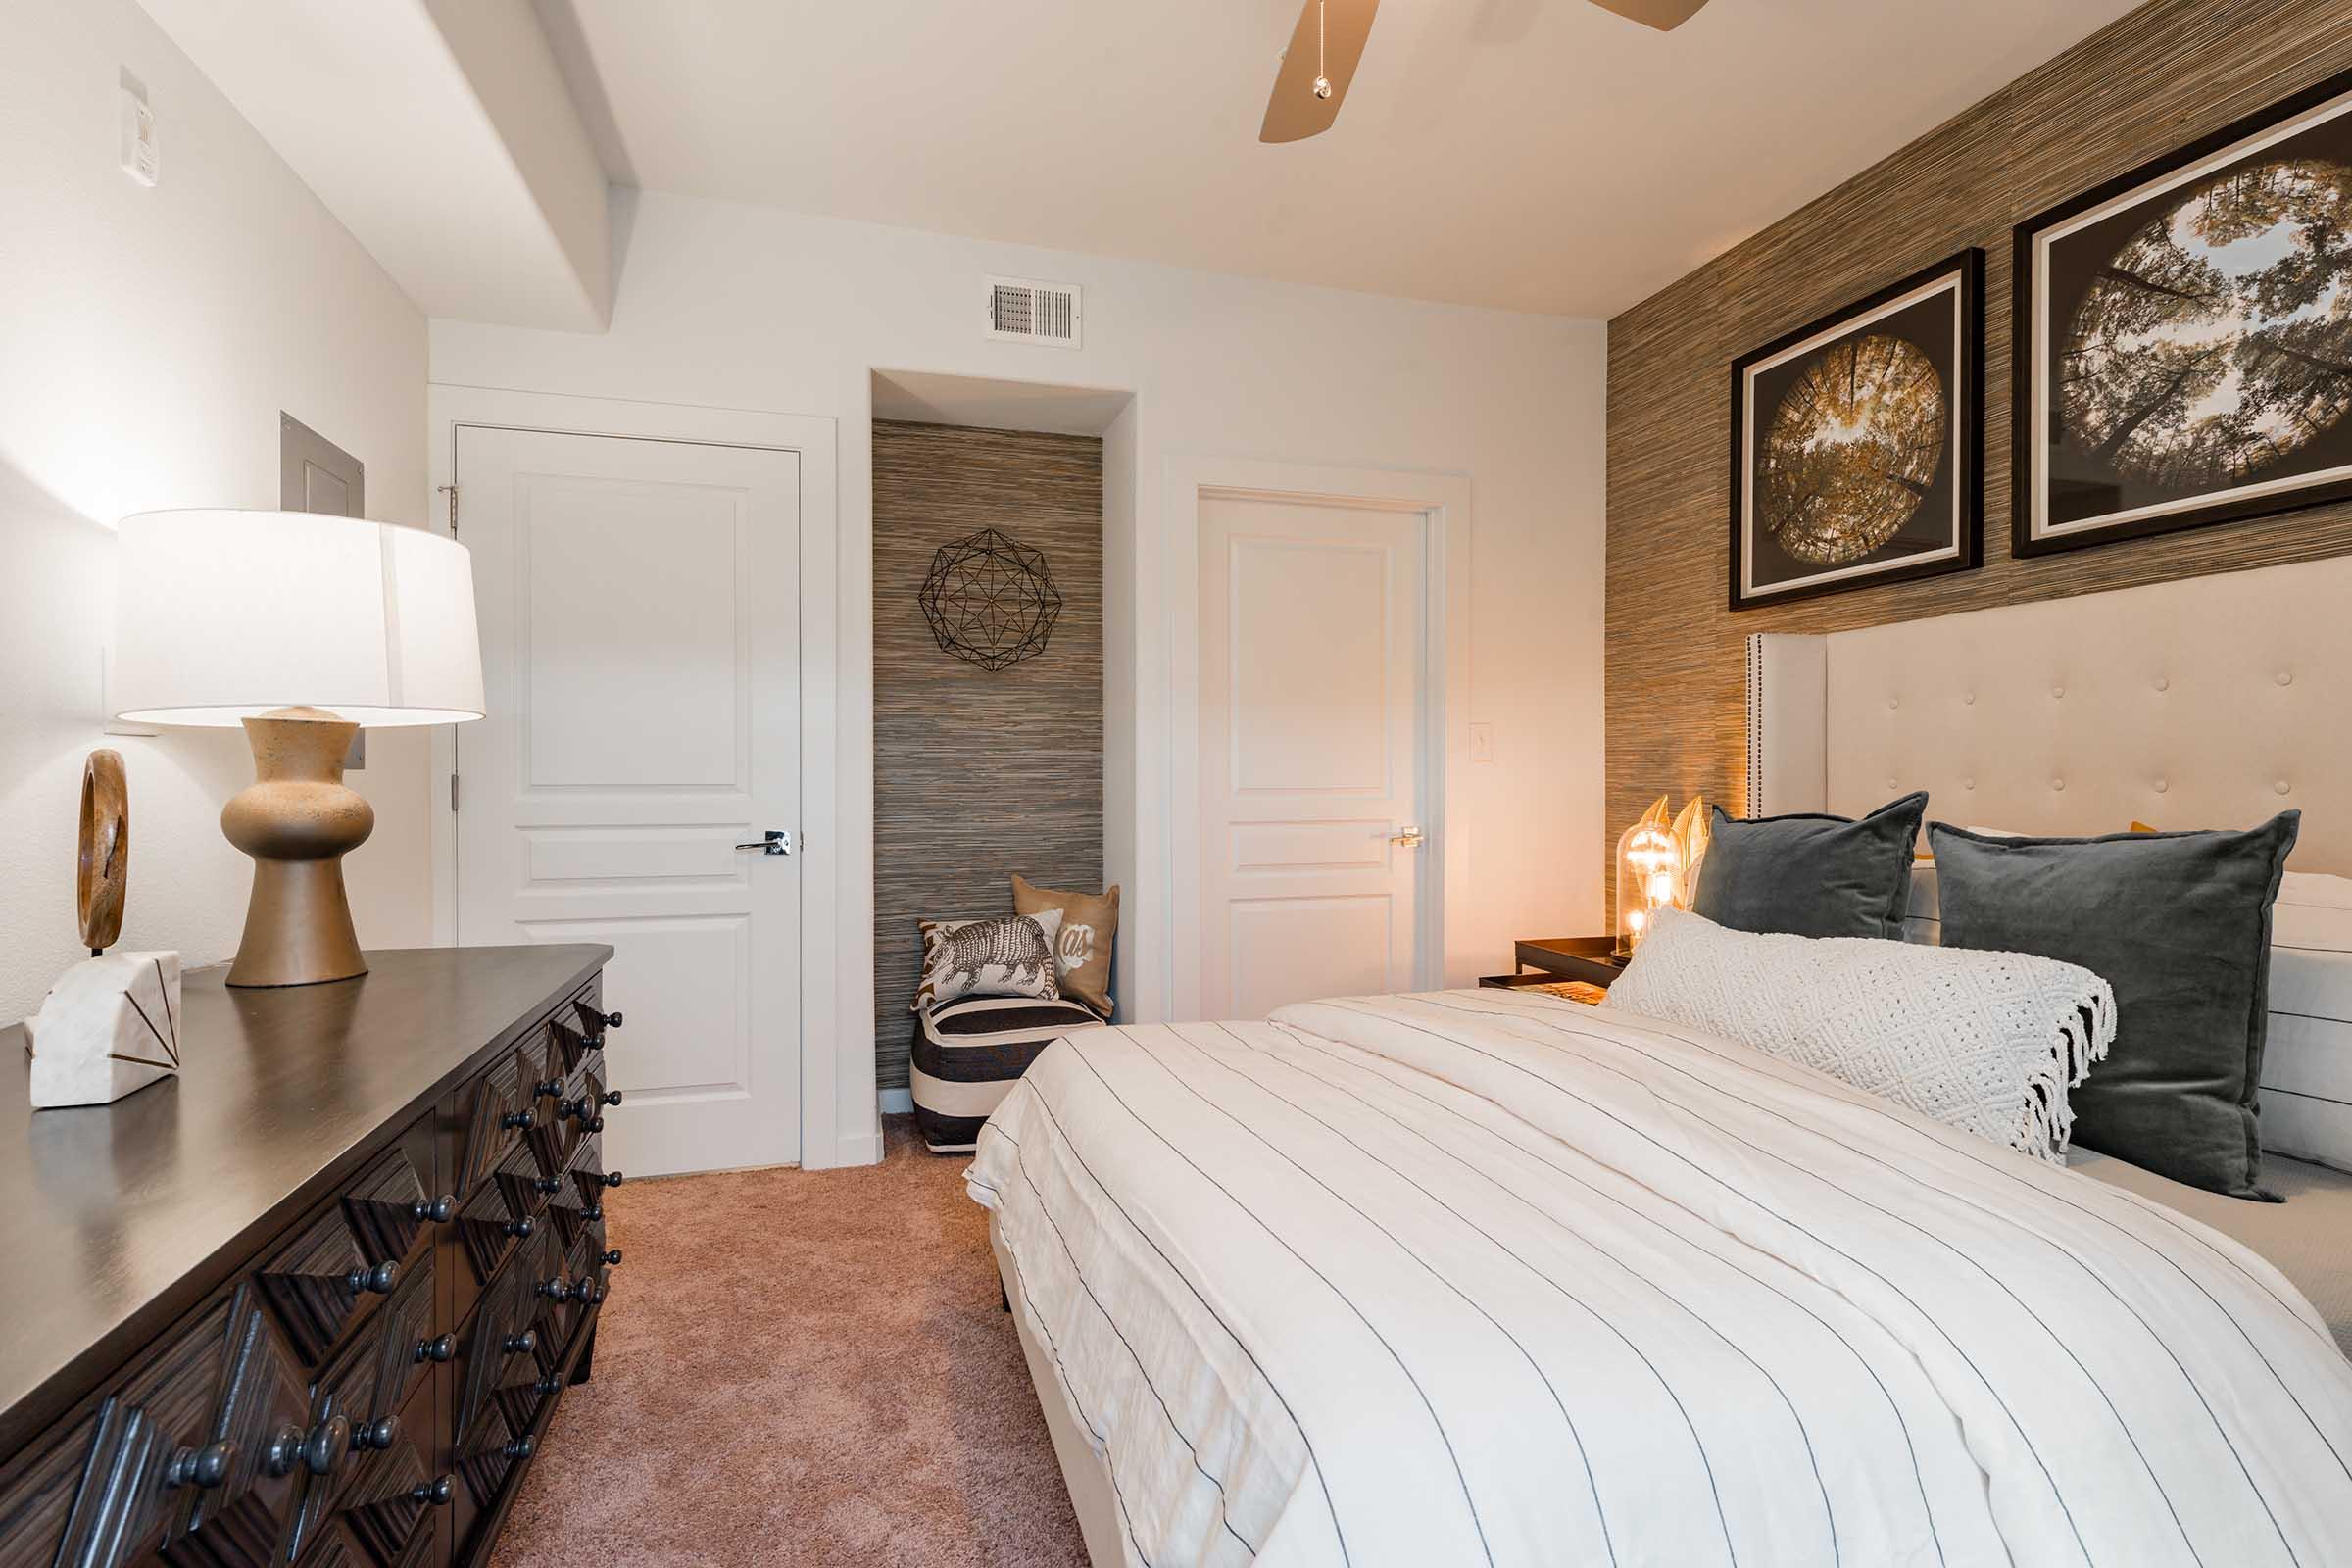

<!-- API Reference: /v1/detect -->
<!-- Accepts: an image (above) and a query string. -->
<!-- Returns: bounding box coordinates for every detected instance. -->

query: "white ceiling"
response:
[534,0,2138,319]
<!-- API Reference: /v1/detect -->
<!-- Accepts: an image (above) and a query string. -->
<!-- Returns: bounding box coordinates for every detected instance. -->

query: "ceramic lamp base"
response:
[222,707,374,988]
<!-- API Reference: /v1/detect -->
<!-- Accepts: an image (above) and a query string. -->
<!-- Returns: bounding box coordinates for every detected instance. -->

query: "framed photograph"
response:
[2015,70,2352,556]
[1729,249,1984,611]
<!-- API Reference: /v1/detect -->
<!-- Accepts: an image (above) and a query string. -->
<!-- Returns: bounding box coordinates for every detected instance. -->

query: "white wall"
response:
[430,187,1609,1152]
[0,0,430,1025]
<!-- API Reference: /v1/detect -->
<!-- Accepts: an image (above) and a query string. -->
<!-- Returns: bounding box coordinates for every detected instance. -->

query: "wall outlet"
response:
[1469,721,1495,763]
[120,69,158,186]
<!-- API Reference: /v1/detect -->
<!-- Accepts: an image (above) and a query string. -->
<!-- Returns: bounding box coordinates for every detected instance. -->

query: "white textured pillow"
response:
[1610,907,2116,1161]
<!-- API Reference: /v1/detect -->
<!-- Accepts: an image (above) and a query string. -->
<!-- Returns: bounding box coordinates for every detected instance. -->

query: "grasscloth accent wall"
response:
[1606,0,2352,868]
[873,420,1103,1092]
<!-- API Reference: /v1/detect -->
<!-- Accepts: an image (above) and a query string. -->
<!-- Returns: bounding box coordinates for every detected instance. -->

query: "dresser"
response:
[0,945,619,1568]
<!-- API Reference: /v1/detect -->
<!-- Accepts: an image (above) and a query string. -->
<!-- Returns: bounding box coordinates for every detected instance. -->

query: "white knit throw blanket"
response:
[1610,907,2117,1161]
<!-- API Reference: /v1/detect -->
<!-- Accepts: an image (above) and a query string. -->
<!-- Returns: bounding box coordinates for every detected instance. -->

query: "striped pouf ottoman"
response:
[909,994,1105,1152]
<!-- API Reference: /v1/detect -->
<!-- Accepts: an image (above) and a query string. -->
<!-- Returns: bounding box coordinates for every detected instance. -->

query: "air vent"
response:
[985,276,1082,348]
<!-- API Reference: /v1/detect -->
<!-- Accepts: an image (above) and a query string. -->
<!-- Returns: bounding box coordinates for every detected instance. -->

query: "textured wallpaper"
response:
[872,420,1104,1092]
[1606,0,2352,872]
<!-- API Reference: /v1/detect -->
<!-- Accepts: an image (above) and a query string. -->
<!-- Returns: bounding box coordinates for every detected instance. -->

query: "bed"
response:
[972,994,2352,1567]
[973,556,2352,1566]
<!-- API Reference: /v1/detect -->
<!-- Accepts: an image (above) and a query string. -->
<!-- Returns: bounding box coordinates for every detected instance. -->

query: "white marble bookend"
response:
[24,951,183,1109]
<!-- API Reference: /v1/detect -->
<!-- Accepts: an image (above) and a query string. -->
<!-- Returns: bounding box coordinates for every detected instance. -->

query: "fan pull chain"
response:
[1313,1,1333,99]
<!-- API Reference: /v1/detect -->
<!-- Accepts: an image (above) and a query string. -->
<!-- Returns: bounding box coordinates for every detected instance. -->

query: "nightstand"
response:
[1478,936,1629,991]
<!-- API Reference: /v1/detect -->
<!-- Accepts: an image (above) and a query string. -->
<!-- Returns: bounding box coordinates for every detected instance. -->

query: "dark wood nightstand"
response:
[1478,936,1629,990]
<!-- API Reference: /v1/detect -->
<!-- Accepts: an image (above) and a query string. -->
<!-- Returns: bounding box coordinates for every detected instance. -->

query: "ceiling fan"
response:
[1259,0,1711,143]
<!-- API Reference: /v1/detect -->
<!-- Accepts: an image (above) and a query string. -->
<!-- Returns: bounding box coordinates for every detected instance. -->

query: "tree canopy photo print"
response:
[2017,73,2352,554]
[1760,334,1947,564]
[1729,250,1984,610]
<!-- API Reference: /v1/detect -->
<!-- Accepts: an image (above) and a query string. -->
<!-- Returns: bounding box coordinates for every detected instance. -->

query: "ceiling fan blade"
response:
[1587,0,1710,29]
[1259,0,1381,144]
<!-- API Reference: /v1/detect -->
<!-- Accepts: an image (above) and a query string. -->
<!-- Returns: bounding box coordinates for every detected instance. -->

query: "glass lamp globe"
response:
[1615,797,1685,956]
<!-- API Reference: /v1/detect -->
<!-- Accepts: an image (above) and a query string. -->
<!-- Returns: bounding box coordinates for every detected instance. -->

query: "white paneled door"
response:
[1198,493,1427,1018]
[455,426,802,1176]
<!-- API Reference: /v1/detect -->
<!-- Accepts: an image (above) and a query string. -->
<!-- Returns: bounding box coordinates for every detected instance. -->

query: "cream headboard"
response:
[1746,554,2352,873]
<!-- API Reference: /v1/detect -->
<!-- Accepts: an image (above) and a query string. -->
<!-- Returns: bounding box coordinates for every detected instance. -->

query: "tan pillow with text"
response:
[1012,875,1119,1017]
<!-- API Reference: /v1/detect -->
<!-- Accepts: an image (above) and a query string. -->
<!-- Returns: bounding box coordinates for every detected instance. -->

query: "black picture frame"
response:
[2012,69,2352,558]
[1728,248,1984,612]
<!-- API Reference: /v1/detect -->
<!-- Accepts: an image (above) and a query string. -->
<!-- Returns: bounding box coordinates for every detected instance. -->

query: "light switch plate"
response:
[119,69,158,186]
[1469,721,1494,763]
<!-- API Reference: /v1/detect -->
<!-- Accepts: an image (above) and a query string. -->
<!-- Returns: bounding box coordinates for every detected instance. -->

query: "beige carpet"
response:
[488,1117,1088,1568]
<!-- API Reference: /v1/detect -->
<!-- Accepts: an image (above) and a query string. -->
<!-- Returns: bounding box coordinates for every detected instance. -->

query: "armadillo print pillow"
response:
[911,908,1062,1011]
[1012,875,1119,1018]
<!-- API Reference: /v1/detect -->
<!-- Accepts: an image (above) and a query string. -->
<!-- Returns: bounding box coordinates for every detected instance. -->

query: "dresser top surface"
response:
[0,943,610,1453]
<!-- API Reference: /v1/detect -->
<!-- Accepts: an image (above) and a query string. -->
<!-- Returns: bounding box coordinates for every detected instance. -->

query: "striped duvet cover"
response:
[966,989,2352,1568]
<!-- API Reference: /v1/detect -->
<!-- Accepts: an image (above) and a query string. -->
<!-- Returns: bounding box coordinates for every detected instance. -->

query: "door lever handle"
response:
[1390,826,1424,848]
[735,830,793,857]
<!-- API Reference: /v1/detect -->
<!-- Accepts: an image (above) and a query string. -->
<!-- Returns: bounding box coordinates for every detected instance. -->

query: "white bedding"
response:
[966,989,2352,1568]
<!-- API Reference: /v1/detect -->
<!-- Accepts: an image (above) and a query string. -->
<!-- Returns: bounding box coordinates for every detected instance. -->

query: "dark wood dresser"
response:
[0,945,620,1568]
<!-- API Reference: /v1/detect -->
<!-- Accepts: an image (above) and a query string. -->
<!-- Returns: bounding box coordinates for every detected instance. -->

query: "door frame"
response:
[426,383,858,1167]
[1165,456,1472,1022]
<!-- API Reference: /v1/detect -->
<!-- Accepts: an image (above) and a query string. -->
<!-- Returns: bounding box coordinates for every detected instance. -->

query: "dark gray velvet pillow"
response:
[1928,813,2299,1200]
[1690,792,1927,940]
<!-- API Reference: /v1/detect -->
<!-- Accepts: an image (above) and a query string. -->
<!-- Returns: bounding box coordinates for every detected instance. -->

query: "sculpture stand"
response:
[26,951,182,1108]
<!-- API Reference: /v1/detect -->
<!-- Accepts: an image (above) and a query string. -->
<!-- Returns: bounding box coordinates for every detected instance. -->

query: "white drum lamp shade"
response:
[113,510,484,726]
[112,509,484,987]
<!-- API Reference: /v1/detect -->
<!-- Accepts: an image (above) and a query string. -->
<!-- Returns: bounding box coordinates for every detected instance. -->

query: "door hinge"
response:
[449,774,460,812]
[436,483,459,533]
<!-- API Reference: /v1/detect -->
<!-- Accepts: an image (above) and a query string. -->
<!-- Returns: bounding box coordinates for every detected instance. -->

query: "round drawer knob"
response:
[503,1434,537,1462]
[416,1333,457,1364]
[166,1440,237,1490]
[598,1089,622,1108]
[534,1176,563,1196]
[300,1415,351,1477]
[344,1260,399,1296]
[263,1423,308,1480]
[533,1077,564,1101]
[505,1216,535,1240]
[601,1171,625,1189]
[581,1204,604,1224]
[535,1276,571,1301]
[410,1194,457,1224]
[411,1476,454,1507]
[354,1415,399,1452]
[598,1248,622,1268]
[502,1109,535,1132]
[504,1330,538,1355]
[533,1375,564,1397]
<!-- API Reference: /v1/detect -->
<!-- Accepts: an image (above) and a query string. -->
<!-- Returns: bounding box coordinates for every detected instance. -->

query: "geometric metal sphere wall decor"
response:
[918,526,1063,671]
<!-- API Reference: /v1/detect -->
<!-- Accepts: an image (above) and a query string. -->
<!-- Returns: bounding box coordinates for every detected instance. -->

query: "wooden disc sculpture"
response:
[919,527,1063,671]
[77,749,129,956]
[25,749,182,1108]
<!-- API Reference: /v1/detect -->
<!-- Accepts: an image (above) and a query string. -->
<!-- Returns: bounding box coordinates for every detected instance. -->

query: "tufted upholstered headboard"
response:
[1745,553,2352,872]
